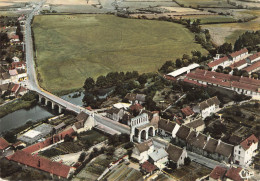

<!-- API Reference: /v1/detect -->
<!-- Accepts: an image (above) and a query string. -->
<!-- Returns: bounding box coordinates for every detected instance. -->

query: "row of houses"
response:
[0,126,76,179]
[185,69,260,96]
[0,62,27,85]
[131,139,187,170]
[209,165,253,181]
[173,124,258,167]
[208,48,249,71]
[0,83,28,97]
[230,52,260,71]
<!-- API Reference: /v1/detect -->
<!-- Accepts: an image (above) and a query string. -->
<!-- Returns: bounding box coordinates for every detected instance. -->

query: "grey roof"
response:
[135,139,153,153]
[18,124,53,144]
[166,144,184,163]
[186,118,204,129]
[186,131,197,144]
[54,122,66,130]
[204,138,218,153]
[76,112,89,122]
[191,133,207,149]
[148,148,168,162]
[106,108,121,115]
[198,96,220,110]
[1,72,10,80]
[136,94,146,102]
[158,119,177,133]
[176,125,190,140]
[215,141,234,158]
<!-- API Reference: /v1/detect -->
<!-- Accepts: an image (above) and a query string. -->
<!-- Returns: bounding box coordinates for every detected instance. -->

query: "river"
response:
[60,91,84,106]
[0,105,54,134]
[0,92,84,134]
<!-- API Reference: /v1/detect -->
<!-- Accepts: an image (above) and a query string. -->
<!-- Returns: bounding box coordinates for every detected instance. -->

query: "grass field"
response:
[202,10,260,45]
[182,15,237,24]
[175,0,234,8]
[32,14,207,94]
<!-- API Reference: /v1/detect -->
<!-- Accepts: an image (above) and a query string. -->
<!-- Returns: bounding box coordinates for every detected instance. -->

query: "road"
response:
[24,1,130,135]
[25,0,84,114]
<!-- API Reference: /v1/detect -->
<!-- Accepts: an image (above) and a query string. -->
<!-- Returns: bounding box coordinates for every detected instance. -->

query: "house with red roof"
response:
[228,48,248,62]
[0,137,10,154]
[243,60,260,74]
[185,69,260,96]
[207,56,230,71]
[141,161,158,174]
[245,51,260,64]
[23,127,75,154]
[10,35,20,42]
[6,150,73,179]
[208,48,248,71]
[233,134,258,166]
[11,61,26,69]
[209,166,227,181]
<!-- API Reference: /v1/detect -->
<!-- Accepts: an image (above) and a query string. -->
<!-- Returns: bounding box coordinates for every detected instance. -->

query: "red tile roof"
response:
[231,81,259,92]
[7,150,71,178]
[11,35,19,40]
[187,69,260,93]
[229,48,248,58]
[246,52,260,62]
[239,77,260,86]
[208,56,229,68]
[130,104,143,111]
[243,60,260,72]
[181,106,194,117]
[225,167,243,181]
[183,78,207,87]
[240,134,258,151]
[230,59,247,68]
[209,166,227,180]
[0,137,9,150]
[141,161,158,173]
[11,84,20,93]
[11,61,26,69]
[23,127,75,154]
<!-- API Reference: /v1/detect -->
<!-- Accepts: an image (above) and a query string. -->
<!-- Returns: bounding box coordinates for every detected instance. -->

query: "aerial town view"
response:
[0,0,260,180]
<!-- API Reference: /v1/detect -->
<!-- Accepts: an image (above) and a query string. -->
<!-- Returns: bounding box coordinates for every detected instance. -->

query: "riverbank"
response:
[0,92,38,118]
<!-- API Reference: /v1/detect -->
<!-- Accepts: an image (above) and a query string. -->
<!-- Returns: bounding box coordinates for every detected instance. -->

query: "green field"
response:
[175,0,234,7]
[33,14,207,94]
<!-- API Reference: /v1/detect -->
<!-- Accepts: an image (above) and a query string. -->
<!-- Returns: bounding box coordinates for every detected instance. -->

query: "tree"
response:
[64,134,73,142]
[96,75,107,87]
[78,152,86,162]
[137,74,147,85]
[218,43,232,54]
[184,157,191,165]
[175,58,182,68]
[167,161,177,170]
[4,131,16,143]
[249,115,255,121]
[82,94,95,106]
[84,77,95,90]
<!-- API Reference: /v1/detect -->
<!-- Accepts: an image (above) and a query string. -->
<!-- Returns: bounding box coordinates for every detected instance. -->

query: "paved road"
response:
[24,2,130,135]
[187,151,228,169]
[25,0,83,114]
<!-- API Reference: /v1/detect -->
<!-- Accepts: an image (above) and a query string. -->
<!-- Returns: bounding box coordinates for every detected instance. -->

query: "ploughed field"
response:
[32,14,207,94]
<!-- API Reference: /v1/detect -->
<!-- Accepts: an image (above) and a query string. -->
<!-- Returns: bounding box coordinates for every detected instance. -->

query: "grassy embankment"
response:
[32,14,207,95]
[0,92,38,118]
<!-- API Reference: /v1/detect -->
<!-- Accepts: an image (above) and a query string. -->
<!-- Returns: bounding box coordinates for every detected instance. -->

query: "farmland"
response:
[32,14,207,94]
[202,10,260,45]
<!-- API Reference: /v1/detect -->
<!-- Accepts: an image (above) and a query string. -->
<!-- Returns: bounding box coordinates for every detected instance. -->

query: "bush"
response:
[78,152,86,162]
[184,157,191,165]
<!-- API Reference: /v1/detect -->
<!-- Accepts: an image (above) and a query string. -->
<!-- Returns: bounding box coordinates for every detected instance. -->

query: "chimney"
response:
[218,139,221,146]
[207,135,211,141]
[38,159,41,167]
